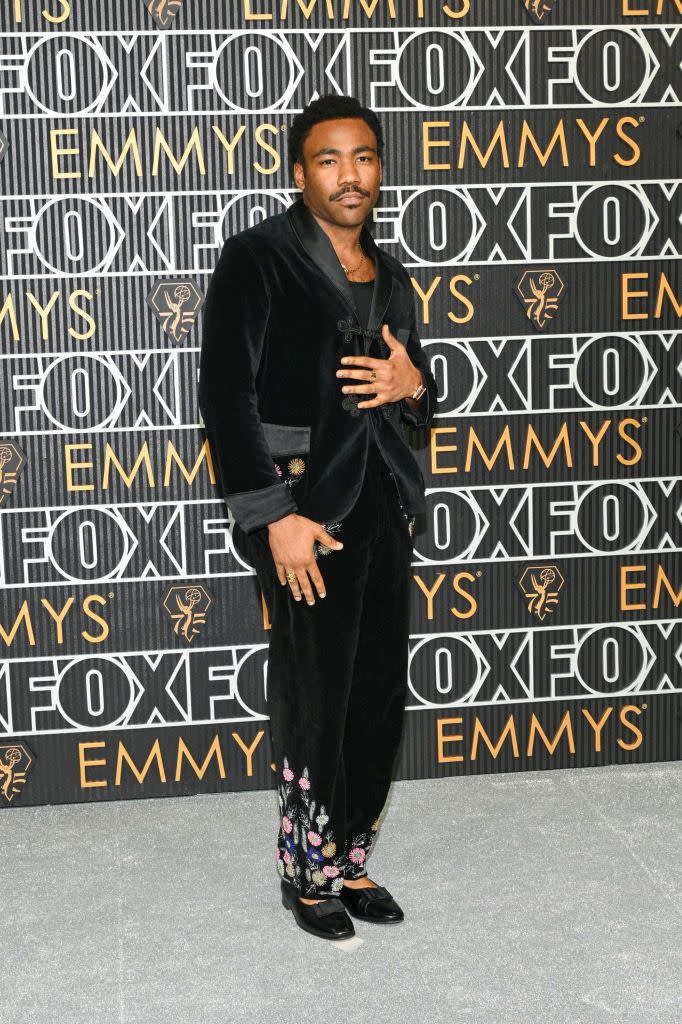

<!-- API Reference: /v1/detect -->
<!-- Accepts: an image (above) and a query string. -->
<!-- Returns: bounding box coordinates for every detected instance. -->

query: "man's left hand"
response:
[335,323,423,409]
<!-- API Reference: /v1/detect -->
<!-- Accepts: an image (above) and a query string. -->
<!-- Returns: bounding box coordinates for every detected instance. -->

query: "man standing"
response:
[199,95,437,941]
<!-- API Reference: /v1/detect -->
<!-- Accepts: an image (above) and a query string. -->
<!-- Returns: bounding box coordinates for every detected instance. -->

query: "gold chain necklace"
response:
[340,247,365,277]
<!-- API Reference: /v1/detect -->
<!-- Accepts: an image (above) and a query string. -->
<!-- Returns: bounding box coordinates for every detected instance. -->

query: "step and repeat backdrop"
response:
[0,1,680,807]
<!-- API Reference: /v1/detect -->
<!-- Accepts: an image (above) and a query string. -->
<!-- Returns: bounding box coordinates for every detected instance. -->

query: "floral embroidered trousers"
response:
[232,442,415,899]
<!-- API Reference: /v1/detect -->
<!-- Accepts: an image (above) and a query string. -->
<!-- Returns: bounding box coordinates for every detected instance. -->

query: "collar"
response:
[286,195,394,331]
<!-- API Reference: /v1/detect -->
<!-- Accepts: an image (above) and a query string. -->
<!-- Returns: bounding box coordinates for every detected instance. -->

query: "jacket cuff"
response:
[227,481,298,534]
[399,384,432,429]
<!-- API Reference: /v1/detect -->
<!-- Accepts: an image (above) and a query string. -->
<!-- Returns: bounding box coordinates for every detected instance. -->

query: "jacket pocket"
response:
[261,421,311,458]
[262,421,311,496]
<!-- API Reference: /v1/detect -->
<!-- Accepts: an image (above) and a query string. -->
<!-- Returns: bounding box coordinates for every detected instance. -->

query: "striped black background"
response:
[0,1,680,806]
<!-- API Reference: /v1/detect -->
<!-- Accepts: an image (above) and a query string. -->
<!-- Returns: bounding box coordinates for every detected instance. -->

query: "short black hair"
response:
[287,94,384,180]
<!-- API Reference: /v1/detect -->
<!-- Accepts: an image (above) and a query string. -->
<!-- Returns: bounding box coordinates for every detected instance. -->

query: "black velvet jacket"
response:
[198,195,438,535]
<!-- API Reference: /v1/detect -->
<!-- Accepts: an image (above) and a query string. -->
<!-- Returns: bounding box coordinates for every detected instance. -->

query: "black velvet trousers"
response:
[232,443,415,899]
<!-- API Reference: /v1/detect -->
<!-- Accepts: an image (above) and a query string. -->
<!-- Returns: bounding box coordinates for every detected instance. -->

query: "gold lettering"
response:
[613,116,640,166]
[0,293,20,341]
[579,420,611,466]
[470,716,520,759]
[82,595,110,643]
[0,602,36,647]
[50,128,80,179]
[175,736,227,781]
[152,126,205,176]
[652,565,682,608]
[212,125,247,174]
[618,705,644,750]
[432,426,458,475]
[69,289,97,340]
[617,418,642,466]
[410,275,440,324]
[26,291,60,340]
[447,275,475,324]
[465,425,514,471]
[40,597,75,645]
[523,422,572,469]
[527,711,575,756]
[115,738,166,785]
[437,716,464,763]
[413,574,447,619]
[103,442,155,489]
[517,120,568,167]
[232,731,266,776]
[581,707,613,753]
[79,741,107,788]
[575,117,609,166]
[620,564,647,611]
[88,128,143,178]
[451,571,477,619]
[423,121,450,170]
[458,121,510,169]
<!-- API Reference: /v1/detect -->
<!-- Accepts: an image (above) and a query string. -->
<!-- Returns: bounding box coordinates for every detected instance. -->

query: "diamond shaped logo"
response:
[0,441,27,508]
[0,743,35,804]
[147,279,204,343]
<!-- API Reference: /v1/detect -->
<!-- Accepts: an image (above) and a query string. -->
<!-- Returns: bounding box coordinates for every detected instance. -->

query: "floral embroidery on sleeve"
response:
[275,756,348,896]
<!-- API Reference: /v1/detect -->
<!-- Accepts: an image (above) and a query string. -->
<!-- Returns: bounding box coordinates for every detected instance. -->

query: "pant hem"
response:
[280,877,342,899]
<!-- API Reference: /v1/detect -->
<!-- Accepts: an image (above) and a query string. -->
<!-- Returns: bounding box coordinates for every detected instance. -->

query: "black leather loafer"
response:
[281,879,355,940]
[338,883,405,923]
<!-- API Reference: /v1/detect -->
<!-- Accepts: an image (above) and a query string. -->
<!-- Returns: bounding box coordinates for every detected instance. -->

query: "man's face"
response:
[293,117,382,226]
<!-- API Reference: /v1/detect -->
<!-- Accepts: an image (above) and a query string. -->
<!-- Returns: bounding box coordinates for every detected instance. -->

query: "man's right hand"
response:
[266,513,343,604]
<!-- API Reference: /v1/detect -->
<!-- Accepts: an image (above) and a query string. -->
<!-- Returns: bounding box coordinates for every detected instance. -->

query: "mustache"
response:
[332,187,368,200]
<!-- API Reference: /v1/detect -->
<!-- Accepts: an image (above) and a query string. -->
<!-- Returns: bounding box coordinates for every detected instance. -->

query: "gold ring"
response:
[285,570,297,582]
[370,370,376,381]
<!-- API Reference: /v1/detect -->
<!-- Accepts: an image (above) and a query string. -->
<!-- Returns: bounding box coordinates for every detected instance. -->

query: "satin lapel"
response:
[286,196,394,338]
[366,240,393,334]
[287,196,357,315]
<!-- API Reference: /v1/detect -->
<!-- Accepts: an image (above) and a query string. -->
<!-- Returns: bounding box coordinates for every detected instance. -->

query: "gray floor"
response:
[2,761,680,1024]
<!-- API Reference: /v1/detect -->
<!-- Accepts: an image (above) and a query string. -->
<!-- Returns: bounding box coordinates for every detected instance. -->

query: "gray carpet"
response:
[2,761,680,1024]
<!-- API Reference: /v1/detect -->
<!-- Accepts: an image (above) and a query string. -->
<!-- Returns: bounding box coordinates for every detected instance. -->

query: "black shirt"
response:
[349,280,380,452]
[350,278,374,332]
